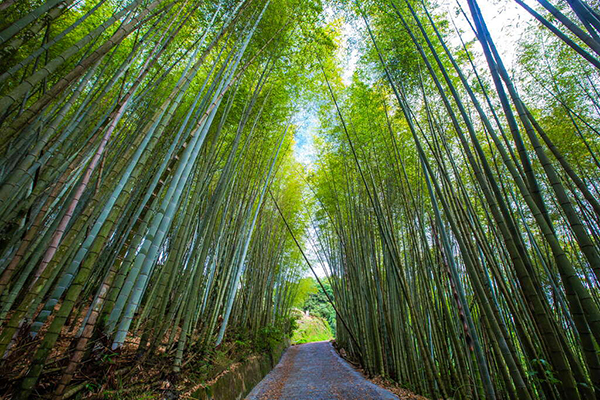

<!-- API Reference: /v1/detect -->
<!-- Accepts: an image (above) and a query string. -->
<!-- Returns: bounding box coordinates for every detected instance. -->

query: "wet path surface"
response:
[246,341,398,400]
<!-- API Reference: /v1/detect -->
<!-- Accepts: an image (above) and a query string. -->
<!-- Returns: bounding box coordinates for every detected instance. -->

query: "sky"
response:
[292,106,319,168]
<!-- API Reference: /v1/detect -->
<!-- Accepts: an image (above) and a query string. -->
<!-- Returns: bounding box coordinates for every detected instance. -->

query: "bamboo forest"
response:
[0,0,599,398]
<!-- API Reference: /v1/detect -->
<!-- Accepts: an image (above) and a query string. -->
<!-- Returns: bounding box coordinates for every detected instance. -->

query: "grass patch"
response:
[291,311,333,344]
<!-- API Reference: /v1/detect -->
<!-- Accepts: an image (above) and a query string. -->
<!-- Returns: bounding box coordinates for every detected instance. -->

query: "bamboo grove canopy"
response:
[0,0,600,399]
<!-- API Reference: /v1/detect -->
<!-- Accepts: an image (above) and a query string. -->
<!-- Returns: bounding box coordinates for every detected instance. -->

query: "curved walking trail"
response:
[246,341,398,400]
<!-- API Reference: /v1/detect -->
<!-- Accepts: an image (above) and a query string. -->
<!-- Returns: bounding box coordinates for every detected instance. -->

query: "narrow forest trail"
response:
[246,341,398,400]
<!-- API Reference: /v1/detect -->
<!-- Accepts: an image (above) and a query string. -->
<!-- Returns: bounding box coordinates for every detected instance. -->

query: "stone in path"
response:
[246,341,398,400]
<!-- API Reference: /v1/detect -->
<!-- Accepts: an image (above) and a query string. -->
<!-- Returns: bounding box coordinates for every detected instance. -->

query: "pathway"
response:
[246,341,398,400]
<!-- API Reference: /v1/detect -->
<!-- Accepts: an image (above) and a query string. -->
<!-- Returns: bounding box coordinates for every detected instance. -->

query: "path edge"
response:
[191,338,290,400]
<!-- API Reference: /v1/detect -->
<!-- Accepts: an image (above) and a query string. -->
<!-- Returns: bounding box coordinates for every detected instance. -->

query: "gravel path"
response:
[245,341,398,400]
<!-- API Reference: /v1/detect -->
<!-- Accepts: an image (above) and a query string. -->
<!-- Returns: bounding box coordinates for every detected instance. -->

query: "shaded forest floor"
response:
[0,325,286,399]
